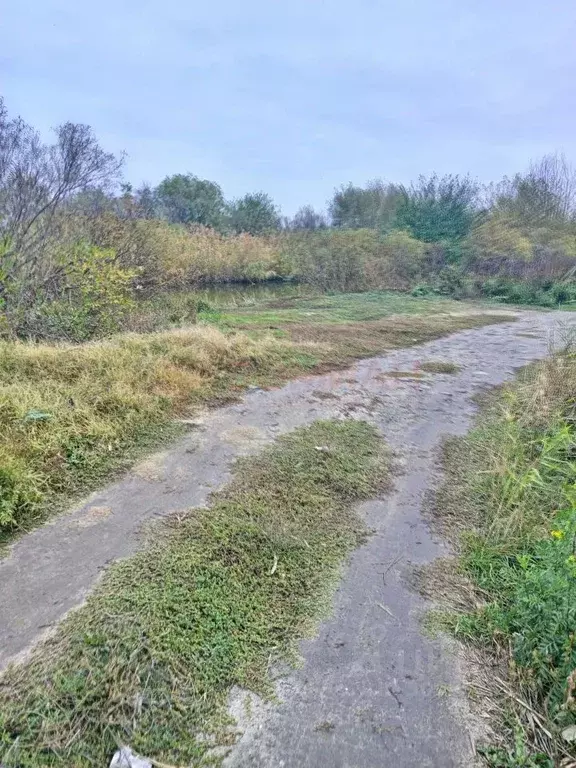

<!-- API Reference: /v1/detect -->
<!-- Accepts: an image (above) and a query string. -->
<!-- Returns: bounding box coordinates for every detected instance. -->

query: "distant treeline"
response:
[2,97,576,341]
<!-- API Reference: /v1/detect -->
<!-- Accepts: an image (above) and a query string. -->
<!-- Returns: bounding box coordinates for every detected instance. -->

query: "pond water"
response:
[184,282,313,307]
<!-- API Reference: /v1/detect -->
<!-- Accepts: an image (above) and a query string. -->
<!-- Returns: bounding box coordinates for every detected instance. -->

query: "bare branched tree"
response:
[485,153,576,229]
[528,153,576,219]
[0,99,124,297]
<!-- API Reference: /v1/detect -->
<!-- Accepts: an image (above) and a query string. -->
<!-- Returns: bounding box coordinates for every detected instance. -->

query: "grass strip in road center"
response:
[0,419,390,767]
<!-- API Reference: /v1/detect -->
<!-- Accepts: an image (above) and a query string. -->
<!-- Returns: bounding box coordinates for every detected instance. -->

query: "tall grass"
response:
[117,224,428,294]
[77,215,283,290]
[0,326,312,537]
[435,349,576,765]
[282,228,427,291]
[140,222,282,286]
[83,216,433,296]
[104,221,576,311]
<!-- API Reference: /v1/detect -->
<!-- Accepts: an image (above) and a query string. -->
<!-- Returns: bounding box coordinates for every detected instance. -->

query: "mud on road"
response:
[1,310,574,767]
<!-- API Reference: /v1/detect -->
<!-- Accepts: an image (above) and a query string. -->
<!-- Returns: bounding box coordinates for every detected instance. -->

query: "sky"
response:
[2,0,576,214]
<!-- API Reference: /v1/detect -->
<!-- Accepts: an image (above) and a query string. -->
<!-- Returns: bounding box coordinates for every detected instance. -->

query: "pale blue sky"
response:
[2,0,575,213]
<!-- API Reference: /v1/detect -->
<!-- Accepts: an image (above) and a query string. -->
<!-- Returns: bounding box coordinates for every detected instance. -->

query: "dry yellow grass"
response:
[0,325,308,538]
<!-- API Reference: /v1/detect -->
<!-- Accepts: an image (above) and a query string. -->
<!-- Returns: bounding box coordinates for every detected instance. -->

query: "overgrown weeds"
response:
[0,419,390,767]
[431,348,576,765]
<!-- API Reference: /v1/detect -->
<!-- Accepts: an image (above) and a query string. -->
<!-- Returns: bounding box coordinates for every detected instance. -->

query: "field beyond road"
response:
[0,291,511,544]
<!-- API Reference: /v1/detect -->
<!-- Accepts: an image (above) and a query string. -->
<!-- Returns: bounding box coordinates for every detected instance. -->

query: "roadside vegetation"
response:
[0,95,571,544]
[0,293,504,542]
[0,419,389,767]
[430,345,576,766]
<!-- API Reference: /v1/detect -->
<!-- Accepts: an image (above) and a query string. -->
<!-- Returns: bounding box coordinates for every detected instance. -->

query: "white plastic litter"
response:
[109,745,152,768]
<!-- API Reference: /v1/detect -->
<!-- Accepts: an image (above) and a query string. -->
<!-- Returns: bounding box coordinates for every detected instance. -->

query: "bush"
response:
[550,282,576,304]
[476,278,576,306]
[432,265,469,298]
[281,228,428,292]
[6,244,137,341]
[371,230,427,286]
[465,211,576,284]
[410,283,436,297]
[465,215,534,271]
[282,229,373,291]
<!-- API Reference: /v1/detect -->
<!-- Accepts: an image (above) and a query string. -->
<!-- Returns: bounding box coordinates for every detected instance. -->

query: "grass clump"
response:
[0,419,389,767]
[419,360,461,374]
[432,350,576,765]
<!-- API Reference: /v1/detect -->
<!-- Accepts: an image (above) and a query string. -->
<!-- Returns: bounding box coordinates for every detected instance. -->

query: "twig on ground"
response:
[376,602,398,621]
[381,555,402,586]
[269,554,278,575]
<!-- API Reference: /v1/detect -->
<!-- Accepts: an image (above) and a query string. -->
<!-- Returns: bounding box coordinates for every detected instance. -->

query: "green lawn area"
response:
[207,290,482,329]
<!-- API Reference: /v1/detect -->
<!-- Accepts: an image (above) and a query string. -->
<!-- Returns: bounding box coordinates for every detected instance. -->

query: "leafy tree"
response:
[155,173,226,229]
[475,155,576,275]
[329,180,401,230]
[465,214,534,269]
[395,174,479,245]
[288,204,328,231]
[228,192,280,234]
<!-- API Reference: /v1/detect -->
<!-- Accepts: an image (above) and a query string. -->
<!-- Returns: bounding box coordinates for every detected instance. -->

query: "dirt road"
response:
[1,310,573,766]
